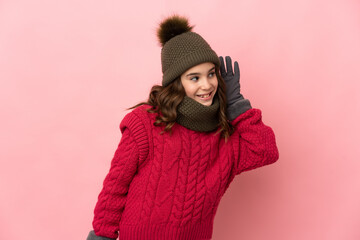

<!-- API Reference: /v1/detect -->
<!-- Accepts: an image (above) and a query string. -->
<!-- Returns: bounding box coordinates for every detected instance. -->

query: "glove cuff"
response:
[227,98,252,121]
[87,230,116,240]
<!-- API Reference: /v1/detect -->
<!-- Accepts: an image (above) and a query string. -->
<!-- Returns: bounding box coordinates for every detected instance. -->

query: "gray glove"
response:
[87,230,116,240]
[219,56,252,121]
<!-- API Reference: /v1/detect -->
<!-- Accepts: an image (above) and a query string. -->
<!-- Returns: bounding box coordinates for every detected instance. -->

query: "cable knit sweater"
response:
[91,105,279,240]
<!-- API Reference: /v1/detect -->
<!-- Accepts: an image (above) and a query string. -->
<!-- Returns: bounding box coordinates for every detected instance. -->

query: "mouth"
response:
[196,91,213,100]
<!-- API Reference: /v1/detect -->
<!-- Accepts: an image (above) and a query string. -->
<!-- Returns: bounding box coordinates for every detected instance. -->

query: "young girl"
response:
[87,15,279,240]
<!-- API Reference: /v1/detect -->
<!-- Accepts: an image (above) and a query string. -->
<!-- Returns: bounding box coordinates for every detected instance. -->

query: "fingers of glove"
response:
[219,56,226,76]
[234,61,240,80]
[225,56,233,75]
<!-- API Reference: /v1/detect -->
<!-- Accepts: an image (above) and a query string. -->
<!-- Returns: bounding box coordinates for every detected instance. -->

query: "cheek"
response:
[185,85,196,97]
[213,78,219,90]
[181,81,195,97]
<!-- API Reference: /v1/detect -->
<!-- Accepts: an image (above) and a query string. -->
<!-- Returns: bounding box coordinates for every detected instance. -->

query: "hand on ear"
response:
[219,56,252,121]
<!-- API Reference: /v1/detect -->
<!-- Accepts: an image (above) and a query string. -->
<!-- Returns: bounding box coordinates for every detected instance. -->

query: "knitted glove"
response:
[86,230,116,240]
[219,56,252,121]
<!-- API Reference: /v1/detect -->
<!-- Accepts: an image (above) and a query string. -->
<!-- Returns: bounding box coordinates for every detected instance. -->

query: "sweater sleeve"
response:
[230,108,279,175]
[92,110,149,239]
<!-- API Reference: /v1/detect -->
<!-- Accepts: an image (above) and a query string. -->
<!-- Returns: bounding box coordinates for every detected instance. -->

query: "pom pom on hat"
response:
[157,15,194,47]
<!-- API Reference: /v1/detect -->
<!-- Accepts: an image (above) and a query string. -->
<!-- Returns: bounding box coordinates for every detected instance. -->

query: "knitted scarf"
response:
[176,95,220,132]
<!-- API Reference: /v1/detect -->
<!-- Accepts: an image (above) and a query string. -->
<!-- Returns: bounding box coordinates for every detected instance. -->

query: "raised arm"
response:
[230,108,279,174]
[220,56,279,174]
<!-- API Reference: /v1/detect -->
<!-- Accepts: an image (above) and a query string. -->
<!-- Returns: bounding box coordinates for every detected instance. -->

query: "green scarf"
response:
[176,95,220,132]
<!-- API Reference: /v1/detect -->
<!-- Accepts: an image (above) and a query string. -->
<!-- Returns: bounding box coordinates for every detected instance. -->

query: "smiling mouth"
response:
[197,91,213,99]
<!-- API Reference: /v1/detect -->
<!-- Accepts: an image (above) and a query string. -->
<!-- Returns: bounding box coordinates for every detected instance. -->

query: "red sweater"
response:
[92,105,279,240]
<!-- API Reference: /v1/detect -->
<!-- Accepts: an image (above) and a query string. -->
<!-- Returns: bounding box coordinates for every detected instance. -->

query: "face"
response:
[180,62,218,106]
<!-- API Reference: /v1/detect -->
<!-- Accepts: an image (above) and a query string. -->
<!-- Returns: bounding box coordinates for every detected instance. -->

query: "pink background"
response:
[0,0,359,239]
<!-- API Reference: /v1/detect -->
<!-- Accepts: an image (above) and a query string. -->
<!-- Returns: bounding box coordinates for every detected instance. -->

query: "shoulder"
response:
[120,104,155,134]
[119,105,154,161]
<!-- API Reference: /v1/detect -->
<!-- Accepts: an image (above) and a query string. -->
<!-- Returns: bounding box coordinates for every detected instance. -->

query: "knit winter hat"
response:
[157,15,220,87]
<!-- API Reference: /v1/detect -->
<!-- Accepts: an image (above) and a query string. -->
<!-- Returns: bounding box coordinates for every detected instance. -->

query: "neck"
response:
[176,95,220,132]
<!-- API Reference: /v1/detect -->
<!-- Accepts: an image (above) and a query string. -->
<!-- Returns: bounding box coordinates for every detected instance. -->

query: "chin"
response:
[197,99,213,106]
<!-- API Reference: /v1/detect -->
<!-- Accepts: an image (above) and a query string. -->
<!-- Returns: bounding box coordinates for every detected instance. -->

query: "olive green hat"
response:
[157,15,220,87]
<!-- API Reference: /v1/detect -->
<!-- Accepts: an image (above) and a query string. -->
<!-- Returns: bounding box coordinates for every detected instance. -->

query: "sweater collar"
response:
[176,95,220,132]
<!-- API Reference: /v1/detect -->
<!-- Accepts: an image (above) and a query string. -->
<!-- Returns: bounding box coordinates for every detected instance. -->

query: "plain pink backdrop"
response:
[0,0,359,239]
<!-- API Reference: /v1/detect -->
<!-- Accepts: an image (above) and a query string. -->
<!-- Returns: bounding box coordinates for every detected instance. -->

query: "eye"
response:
[209,72,216,78]
[190,76,199,81]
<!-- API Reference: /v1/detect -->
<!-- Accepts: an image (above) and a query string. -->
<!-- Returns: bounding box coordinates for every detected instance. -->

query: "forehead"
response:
[183,62,215,75]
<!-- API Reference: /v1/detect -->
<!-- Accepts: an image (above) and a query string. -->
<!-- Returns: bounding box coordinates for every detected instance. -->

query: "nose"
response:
[200,78,212,90]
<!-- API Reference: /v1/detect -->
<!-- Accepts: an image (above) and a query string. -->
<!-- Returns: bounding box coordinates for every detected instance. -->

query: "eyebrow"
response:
[186,67,216,77]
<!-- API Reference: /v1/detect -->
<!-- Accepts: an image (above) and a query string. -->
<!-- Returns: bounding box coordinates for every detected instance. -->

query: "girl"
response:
[87,15,279,240]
